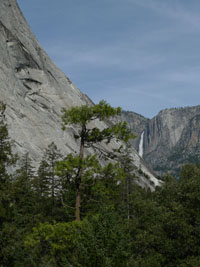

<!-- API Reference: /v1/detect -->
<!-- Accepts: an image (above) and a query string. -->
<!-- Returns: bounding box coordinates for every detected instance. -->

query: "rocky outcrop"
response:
[0,0,92,161]
[0,0,160,190]
[122,106,200,176]
[120,111,149,150]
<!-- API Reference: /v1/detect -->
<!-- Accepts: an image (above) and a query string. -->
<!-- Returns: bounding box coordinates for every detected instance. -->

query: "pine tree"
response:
[34,143,62,220]
[0,103,19,265]
[118,145,137,220]
[0,102,16,185]
[13,153,36,226]
[0,102,16,225]
[61,100,134,220]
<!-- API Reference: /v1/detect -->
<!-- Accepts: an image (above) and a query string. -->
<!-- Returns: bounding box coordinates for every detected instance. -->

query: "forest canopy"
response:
[0,101,200,266]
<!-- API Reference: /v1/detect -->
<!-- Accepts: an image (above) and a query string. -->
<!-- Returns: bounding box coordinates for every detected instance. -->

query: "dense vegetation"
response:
[1,101,200,266]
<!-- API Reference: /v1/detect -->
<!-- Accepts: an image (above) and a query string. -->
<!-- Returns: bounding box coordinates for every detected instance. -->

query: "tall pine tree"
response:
[61,100,134,220]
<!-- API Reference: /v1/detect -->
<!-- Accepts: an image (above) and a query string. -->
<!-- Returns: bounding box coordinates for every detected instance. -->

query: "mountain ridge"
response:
[122,104,200,176]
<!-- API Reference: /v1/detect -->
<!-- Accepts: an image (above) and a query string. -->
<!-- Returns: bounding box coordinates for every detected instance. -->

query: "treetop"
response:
[61,100,121,128]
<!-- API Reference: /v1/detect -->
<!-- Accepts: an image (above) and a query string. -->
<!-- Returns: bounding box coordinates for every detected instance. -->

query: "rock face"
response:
[0,0,92,161]
[122,106,200,176]
[0,0,160,189]
[120,111,149,151]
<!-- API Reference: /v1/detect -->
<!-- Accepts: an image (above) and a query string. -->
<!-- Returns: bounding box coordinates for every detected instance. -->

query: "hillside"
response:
[122,105,200,176]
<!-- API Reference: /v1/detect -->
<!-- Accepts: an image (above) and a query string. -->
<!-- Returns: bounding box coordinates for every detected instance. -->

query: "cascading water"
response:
[138,131,144,157]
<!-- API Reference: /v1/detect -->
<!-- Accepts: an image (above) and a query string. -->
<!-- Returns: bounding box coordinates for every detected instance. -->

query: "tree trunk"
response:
[75,189,81,221]
[75,126,85,221]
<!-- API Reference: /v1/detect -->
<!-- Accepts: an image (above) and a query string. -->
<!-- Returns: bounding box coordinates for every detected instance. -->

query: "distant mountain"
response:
[122,106,200,176]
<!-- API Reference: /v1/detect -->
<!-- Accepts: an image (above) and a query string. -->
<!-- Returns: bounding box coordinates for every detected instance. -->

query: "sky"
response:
[17,0,200,118]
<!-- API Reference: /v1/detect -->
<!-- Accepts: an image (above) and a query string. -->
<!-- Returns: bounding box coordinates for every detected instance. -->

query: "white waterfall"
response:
[138,131,144,157]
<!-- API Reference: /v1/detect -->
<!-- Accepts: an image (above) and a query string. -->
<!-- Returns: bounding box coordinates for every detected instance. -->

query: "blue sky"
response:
[17,0,200,118]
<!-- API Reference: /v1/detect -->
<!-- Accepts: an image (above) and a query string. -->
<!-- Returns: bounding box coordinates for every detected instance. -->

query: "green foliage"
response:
[56,154,101,219]
[83,162,125,215]
[2,99,200,266]
[25,209,130,267]
[0,102,17,184]
[61,100,135,221]
[0,103,11,163]
[62,100,134,145]
[56,154,100,178]
[0,106,33,265]
[62,100,121,126]
[33,143,63,221]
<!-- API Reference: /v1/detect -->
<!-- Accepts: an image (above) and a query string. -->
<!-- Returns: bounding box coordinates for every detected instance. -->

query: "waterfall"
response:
[138,131,144,157]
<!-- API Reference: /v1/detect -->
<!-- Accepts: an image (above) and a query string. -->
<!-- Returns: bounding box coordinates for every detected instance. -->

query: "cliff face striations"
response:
[0,0,160,189]
[0,0,93,160]
[122,106,200,176]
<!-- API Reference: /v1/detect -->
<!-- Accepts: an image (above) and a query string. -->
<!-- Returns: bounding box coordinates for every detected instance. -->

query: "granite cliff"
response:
[122,106,200,176]
[0,0,160,189]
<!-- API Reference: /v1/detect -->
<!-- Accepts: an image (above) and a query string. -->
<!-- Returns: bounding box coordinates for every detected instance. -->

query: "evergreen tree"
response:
[34,143,62,220]
[0,102,16,185]
[13,153,36,226]
[0,102,13,224]
[56,154,101,220]
[25,208,131,267]
[118,145,137,219]
[0,103,24,265]
[61,100,134,220]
